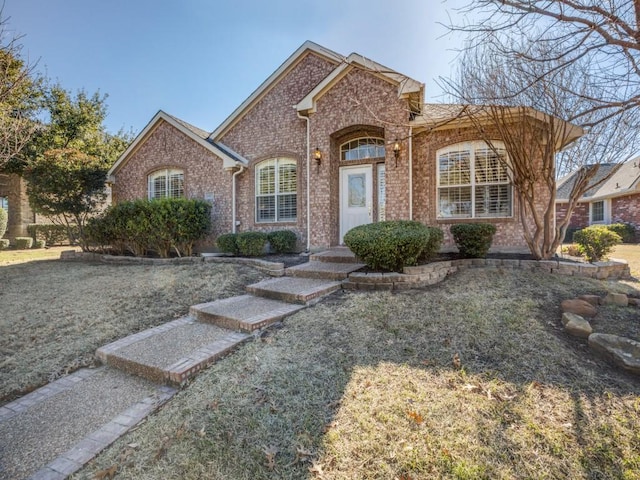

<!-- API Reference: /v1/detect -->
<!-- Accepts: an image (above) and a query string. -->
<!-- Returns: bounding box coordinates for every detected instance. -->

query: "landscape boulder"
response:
[561,312,592,338]
[578,295,601,307]
[588,333,640,375]
[602,293,629,307]
[561,298,597,318]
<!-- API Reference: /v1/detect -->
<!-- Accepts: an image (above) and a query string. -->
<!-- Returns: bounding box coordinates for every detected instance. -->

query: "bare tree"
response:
[441,40,640,259]
[0,15,42,170]
[451,0,640,127]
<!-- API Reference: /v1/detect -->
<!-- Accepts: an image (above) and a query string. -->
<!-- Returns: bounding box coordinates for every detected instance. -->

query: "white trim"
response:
[436,141,513,219]
[210,41,343,140]
[109,111,248,178]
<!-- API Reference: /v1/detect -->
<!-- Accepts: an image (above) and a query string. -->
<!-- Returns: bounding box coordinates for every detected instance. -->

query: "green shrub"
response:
[562,226,580,244]
[344,220,439,272]
[0,208,7,238]
[574,225,622,262]
[33,239,46,249]
[85,198,212,257]
[216,233,239,255]
[450,223,497,258]
[268,230,297,253]
[236,231,268,257]
[27,224,71,245]
[419,226,444,263]
[605,223,636,243]
[14,237,33,249]
[0,238,9,250]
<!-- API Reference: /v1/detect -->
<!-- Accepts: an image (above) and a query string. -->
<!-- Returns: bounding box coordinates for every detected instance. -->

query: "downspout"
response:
[296,110,311,251]
[409,126,413,220]
[231,165,245,234]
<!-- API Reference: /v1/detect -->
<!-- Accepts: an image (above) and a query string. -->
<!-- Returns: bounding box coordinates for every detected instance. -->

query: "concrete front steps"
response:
[98,251,353,387]
[190,294,305,332]
[96,316,251,386]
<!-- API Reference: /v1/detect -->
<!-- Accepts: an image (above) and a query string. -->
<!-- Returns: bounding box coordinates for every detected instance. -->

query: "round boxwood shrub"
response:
[0,238,9,251]
[14,237,33,250]
[450,223,497,258]
[236,231,268,257]
[344,220,441,272]
[574,225,621,262]
[0,208,7,238]
[605,223,635,243]
[216,233,239,255]
[268,230,297,254]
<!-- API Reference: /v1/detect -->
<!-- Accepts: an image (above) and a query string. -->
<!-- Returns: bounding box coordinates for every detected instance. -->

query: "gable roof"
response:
[209,41,344,141]
[295,52,423,114]
[109,110,248,177]
[556,159,640,202]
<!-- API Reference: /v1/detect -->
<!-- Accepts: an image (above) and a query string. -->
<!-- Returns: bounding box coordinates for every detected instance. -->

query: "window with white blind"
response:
[256,158,297,223]
[437,142,512,218]
[148,169,184,200]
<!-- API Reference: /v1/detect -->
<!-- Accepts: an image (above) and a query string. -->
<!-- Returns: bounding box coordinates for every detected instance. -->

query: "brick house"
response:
[109,41,580,252]
[556,159,640,233]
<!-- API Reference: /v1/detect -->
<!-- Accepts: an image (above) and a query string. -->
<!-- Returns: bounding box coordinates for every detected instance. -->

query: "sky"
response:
[4,0,471,135]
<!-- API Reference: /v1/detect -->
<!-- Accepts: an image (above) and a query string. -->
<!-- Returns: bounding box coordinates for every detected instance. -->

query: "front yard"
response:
[68,266,639,479]
[2,250,639,478]
[0,260,264,402]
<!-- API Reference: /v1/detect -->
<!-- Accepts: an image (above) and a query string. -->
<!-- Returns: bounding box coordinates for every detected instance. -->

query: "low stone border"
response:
[59,250,285,276]
[343,257,631,291]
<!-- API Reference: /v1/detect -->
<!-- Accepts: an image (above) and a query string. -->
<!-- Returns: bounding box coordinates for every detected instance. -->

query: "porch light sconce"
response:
[314,147,322,172]
[393,139,401,167]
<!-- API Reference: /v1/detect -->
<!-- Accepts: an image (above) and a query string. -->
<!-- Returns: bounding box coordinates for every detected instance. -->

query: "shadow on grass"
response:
[77,268,640,480]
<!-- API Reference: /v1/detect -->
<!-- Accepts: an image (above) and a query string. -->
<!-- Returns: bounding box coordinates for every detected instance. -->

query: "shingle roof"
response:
[556,160,640,201]
[165,113,210,140]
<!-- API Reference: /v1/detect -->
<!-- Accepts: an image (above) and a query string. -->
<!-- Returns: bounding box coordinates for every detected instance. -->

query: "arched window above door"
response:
[340,137,385,161]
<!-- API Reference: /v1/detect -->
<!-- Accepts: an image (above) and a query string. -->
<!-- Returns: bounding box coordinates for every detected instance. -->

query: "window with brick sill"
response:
[255,158,297,223]
[148,169,184,200]
[437,141,512,219]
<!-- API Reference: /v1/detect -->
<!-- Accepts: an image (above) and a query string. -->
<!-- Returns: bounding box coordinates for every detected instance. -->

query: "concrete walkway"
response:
[0,249,363,479]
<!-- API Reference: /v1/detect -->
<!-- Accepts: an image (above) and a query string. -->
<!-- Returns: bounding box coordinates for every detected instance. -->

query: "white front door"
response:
[340,165,373,243]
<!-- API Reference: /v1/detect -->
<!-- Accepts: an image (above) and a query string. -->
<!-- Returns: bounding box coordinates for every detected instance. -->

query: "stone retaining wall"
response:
[59,251,285,276]
[343,258,631,291]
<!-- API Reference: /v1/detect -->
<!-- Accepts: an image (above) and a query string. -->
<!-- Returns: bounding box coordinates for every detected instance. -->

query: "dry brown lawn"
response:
[0,259,264,402]
[612,244,640,277]
[74,268,640,480]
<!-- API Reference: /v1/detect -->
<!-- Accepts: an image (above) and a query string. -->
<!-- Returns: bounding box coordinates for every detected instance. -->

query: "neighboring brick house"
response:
[109,41,580,252]
[556,160,640,235]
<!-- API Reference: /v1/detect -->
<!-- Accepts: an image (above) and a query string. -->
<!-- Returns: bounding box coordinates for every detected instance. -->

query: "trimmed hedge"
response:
[33,239,46,249]
[14,237,33,249]
[0,208,6,238]
[85,198,212,257]
[344,220,443,272]
[216,233,239,255]
[605,223,636,243]
[0,239,9,250]
[236,231,268,257]
[27,224,74,246]
[268,230,297,253]
[450,223,497,258]
[574,225,621,262]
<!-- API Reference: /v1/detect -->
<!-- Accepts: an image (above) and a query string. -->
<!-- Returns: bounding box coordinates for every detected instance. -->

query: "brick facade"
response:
[111,43,558,253]
[611,194,640,229]
[556,201,589,230]
[111,119,232,239]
